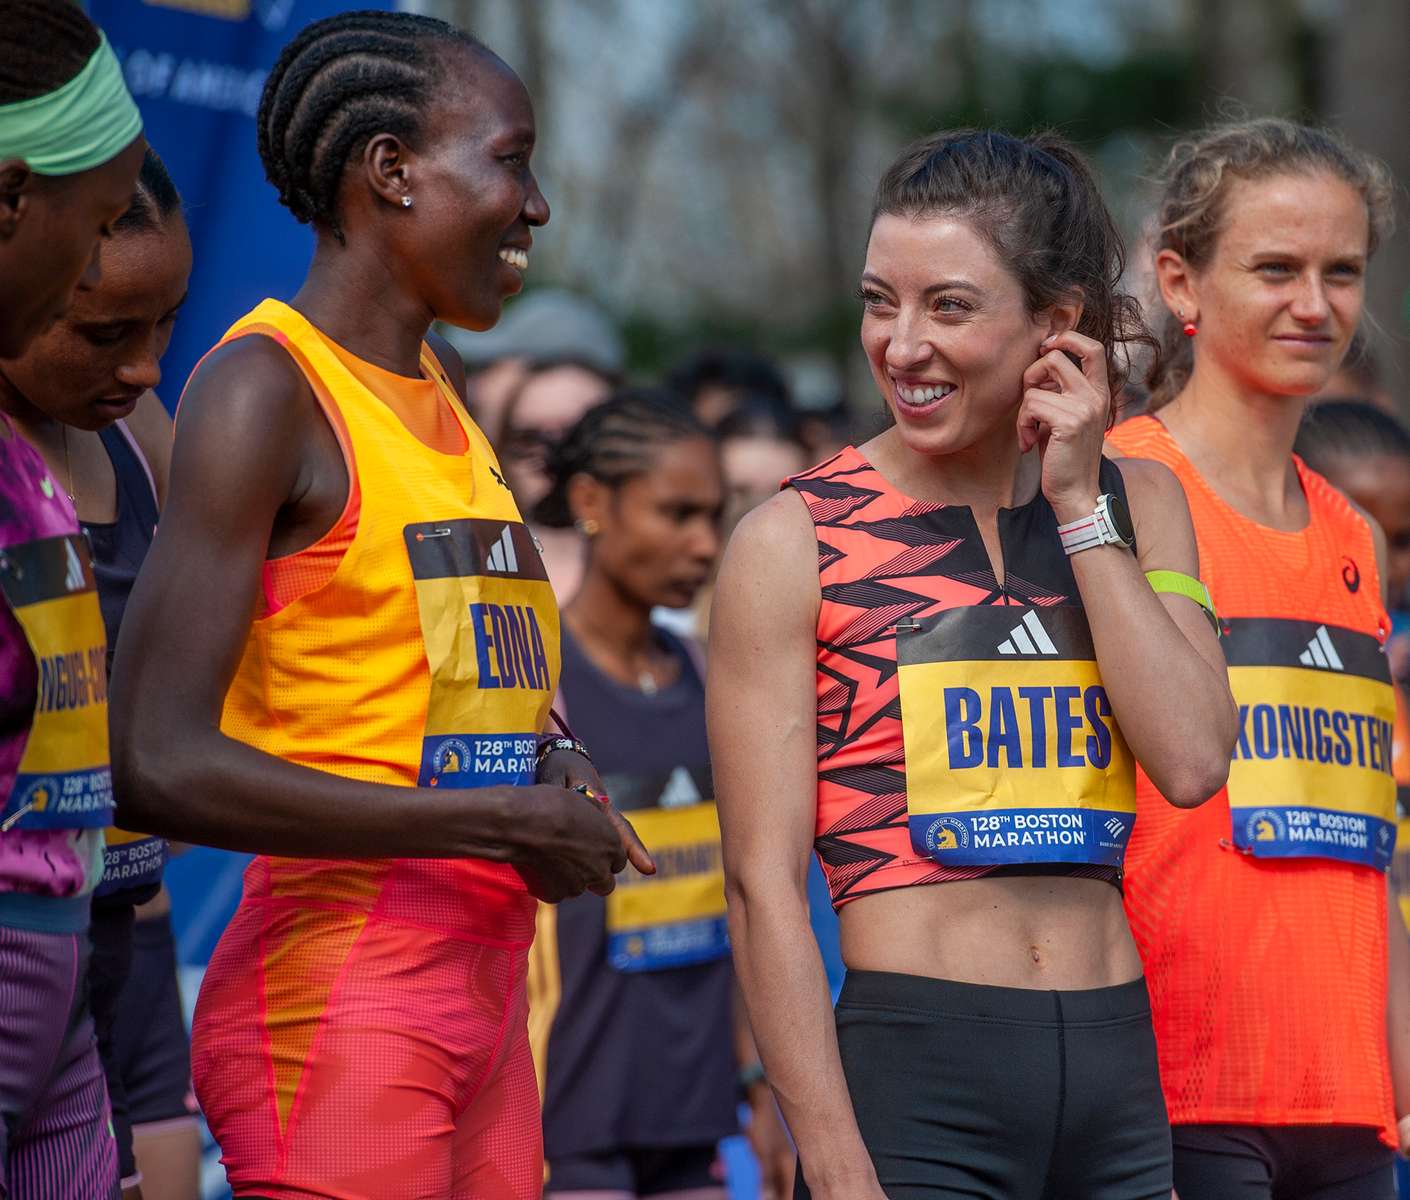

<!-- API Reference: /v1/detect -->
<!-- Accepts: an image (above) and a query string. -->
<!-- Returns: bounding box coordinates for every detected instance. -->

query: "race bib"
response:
[1225,618,1396,869]
[898,606,1135,867]
[404,519,559,788]
[0,535,113,830]
[604,791,728,973]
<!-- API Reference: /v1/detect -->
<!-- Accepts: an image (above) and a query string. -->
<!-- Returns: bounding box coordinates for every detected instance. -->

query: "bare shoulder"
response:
[123,391,174,503]
[176,332,315,443]
[712,488,819,629]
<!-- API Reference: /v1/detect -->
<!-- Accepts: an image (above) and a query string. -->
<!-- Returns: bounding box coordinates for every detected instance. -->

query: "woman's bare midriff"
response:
[837,873,1143,991]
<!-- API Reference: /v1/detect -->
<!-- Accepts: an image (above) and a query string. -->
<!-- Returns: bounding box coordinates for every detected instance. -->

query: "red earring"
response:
[1183,321,1198,337]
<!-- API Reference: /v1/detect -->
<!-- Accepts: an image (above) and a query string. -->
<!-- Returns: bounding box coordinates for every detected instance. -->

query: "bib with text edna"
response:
[899,604,1135,867]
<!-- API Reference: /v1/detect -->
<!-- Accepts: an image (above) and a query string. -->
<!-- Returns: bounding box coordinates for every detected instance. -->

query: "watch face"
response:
[1105,492,1135,546]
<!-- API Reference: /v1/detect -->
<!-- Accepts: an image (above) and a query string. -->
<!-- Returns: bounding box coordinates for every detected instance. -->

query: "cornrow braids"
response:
[113,147,182,235]
[0,0,102,105]
[257,10,485,241]
[534,388,713,528]
[1295,400,1410,475]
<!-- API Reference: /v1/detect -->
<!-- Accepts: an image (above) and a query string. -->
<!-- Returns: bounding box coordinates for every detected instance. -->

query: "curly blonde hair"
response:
[1147,118,1394,407]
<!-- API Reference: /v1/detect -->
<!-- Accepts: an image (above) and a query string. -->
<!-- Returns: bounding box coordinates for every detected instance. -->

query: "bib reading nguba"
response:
[1224,617,1395,869]
[899,605,1135,867]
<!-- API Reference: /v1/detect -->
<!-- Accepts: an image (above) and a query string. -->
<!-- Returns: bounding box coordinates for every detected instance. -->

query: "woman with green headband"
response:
[0,2,145,360]
[0,4,145,1198]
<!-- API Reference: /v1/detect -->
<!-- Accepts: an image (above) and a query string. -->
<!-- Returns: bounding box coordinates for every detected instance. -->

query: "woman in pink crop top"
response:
[710,130,1237,1200]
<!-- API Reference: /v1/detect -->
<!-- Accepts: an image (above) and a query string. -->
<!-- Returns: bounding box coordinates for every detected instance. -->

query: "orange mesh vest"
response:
[1109,414,1395,1141]
[216,300,559,938]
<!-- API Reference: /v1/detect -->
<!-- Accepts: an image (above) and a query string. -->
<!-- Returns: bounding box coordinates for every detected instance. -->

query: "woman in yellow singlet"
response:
[109,14,648,1200]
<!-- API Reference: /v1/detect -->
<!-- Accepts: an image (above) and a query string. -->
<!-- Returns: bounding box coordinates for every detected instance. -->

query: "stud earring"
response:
[401,196,413,209]
[576,518,600,537]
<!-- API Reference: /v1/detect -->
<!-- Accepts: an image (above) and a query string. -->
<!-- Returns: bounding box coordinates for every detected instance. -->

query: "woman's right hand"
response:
[505,784,629,902]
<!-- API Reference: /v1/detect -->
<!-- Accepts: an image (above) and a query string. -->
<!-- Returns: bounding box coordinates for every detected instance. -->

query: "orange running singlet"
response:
[189,301,558,1200]
[788,447,1131,907]
[1109,414,1395,1144]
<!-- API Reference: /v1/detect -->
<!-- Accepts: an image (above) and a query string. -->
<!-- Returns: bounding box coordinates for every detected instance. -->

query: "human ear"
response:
[1041,292,1084,342]
[567,472,611,534]
[1155,249,1198,326]
[362,134,412,210]
[0,161,34,241]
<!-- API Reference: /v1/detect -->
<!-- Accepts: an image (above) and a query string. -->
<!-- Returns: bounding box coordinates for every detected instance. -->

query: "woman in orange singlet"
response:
[1108,119,1410,1200]
[711,130,1236,1200]
[107,14,649,1200]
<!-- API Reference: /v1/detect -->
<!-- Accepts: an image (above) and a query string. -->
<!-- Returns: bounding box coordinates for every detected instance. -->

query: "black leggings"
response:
[796,970,1172,1200]
[1172,1124,1394,1199]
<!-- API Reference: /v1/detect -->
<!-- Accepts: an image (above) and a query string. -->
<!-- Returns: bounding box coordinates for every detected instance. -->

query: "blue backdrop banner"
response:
[87,0,393,407]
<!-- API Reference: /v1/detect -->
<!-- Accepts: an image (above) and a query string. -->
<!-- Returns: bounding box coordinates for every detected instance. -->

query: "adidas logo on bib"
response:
[485,526,519,574]
[996,610,1058,656]
[63,541,85,592]
[1297,624,1344,671]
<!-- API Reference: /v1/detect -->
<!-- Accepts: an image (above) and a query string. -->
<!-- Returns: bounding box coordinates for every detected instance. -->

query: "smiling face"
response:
[860,213,1057,458]
[0,209,191,429]
[394,48,549,332]
[1168,172,1369,400]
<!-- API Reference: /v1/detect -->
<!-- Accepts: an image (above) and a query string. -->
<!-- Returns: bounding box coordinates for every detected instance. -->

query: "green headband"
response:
[0,33,142,176]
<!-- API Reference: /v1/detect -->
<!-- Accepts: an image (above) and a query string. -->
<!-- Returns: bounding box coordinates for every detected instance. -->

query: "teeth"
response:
[896,382,955,405]
[498,247,528,270]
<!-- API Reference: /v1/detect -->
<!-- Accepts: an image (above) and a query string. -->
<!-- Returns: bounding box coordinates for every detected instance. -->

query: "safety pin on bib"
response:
[891,618,922,633]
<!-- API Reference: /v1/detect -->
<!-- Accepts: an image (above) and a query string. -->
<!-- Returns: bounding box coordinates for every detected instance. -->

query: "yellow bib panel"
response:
[899,605,1135,867]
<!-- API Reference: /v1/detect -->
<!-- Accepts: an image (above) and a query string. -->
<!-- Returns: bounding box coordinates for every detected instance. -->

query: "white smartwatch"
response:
[1056,493,1134,556]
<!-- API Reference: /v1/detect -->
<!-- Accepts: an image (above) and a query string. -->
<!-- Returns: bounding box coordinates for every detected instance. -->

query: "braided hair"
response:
[257,10,488,241]
[113,147,182,235]
[0,1,102,105]
[1295,401,1410,475]
[535,389,714,528]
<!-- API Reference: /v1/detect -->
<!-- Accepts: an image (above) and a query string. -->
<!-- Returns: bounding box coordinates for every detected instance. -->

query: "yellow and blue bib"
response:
[1224,617,1395,869]
[899,604,1135,867]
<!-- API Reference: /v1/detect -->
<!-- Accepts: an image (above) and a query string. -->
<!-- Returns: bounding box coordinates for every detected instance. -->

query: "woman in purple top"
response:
[3,146,194,1200]
[0,3,146,1196]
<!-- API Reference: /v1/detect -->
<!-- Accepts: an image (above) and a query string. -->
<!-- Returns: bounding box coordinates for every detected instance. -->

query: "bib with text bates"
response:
[0,534,114,830]
[1225,618,1396,869]
[898,605,1135,867]
[404,518,560,789]
[603,763,728,973]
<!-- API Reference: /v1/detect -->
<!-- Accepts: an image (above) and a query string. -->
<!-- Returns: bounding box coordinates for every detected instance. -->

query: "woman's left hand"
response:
[536,748,656,877]
[1016,330,1111,522]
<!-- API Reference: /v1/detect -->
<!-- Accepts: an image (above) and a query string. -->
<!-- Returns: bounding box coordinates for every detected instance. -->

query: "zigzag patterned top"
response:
[786,445,1125,907]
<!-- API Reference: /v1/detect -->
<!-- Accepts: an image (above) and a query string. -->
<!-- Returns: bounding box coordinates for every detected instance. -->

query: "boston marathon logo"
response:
[470,602,551,691]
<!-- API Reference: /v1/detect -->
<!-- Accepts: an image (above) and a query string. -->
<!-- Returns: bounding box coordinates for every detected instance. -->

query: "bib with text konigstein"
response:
[0,534,113,830]
[404,518,559,789]
[899,604,1135,867]
[1224,617,1395,869]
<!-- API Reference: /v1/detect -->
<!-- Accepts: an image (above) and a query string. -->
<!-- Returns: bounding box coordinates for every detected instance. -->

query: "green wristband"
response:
[1146,569,1219,635]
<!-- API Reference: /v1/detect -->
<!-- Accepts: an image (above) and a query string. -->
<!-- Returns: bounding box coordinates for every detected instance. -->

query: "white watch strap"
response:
[1057,503,1113,556]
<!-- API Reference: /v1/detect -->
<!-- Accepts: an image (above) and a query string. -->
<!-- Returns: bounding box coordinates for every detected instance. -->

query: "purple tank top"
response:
[0,418,104,916]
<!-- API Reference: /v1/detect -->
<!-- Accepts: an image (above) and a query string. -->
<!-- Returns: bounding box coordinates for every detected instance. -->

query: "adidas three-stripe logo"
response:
[997,610,1058,656]
[485,526,519,574]
[63,541,85,592]
[1298,624,1344,670]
